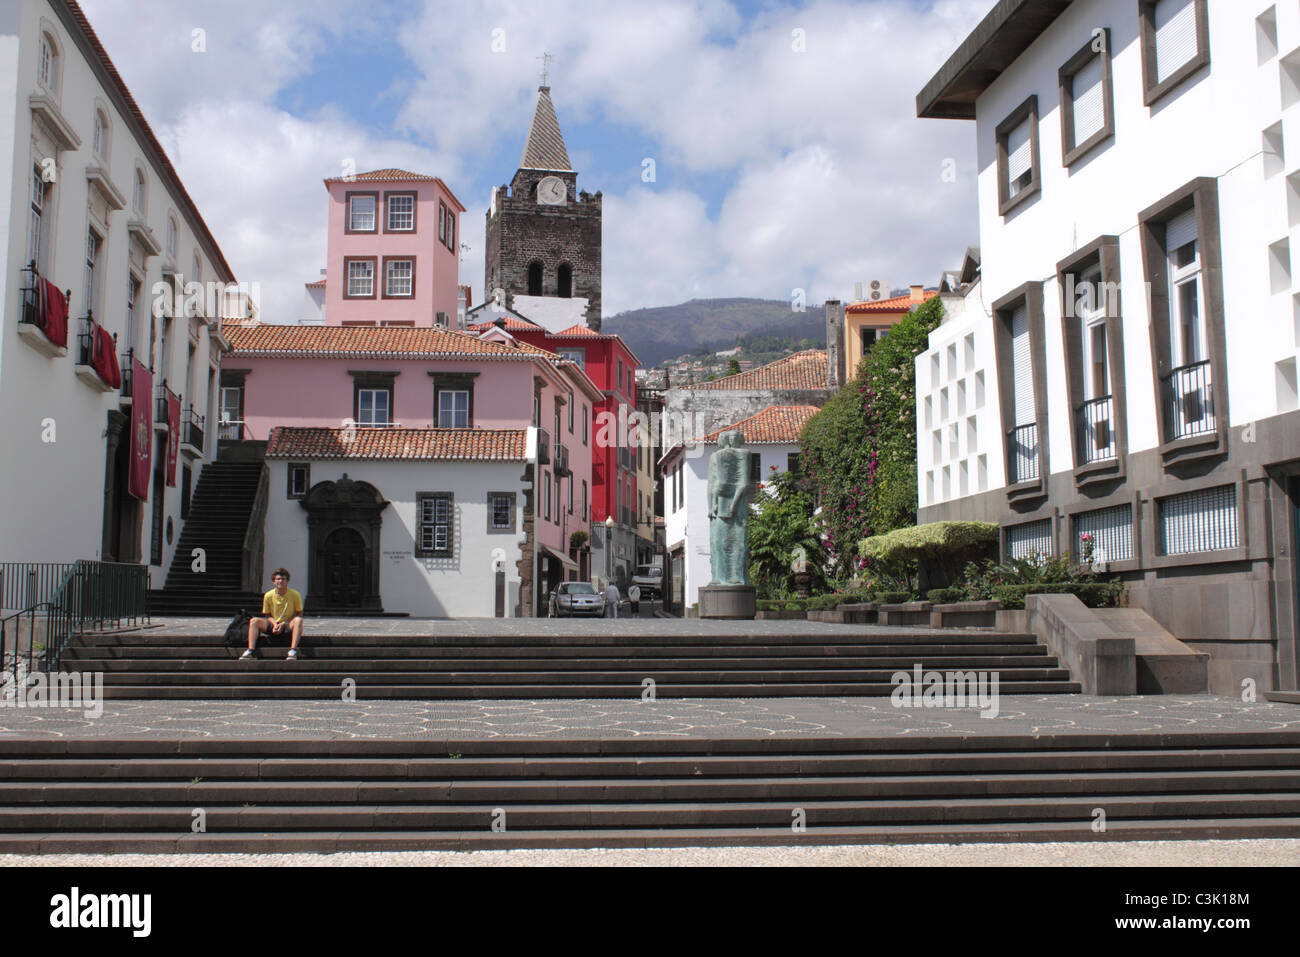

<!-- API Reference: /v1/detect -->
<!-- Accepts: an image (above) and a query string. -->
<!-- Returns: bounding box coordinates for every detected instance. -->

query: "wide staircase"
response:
[2,732,1298,851]
[65,625,1081,699]
[149,460,265,618]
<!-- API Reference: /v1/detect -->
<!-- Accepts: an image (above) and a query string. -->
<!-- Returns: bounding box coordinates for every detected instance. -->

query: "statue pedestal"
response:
[699,585,756,620]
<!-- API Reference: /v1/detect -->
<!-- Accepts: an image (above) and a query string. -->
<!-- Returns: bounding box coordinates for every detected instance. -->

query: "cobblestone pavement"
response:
[2,839,1297,867]
[0,694,1296,739]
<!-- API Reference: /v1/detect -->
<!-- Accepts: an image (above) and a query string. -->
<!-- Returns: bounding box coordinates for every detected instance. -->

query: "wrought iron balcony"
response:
[554,442,571,477]
[1162,359,1215,441]
[536,427,551,465]
[155,384,178,426]
[1007,422,1039,485]
[183,406,204,450]
[1076,395,1116,465]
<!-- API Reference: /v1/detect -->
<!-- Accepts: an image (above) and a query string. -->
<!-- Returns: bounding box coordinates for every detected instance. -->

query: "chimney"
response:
[824,299,845,389]
[910,284,925,303]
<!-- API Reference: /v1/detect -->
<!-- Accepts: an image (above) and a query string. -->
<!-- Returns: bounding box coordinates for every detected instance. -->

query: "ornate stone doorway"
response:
[301,474,387,612]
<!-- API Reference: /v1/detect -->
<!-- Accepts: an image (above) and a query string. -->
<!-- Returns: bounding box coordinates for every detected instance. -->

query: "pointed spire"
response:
[520,86,573,172]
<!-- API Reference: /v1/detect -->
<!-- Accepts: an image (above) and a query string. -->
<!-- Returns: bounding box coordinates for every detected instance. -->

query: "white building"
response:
[916,0,1300,692]
[263,427,531,617]
[662,405,818,609]
[0,0,234,589]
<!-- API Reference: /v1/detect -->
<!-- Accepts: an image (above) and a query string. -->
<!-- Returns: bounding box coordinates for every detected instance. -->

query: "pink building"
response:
[224,324,599,614]
[314,169,465,327]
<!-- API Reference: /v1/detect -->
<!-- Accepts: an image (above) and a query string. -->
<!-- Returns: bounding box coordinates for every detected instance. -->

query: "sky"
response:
[79,0,990,325]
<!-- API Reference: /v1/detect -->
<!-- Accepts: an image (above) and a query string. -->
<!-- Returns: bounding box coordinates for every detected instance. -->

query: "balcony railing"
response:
[155,384,178,425]
[183,406,204,450]
[119,349,134,401]
[554,443,570,477]
[1076,395,1116,465]
[537,428,551,465]
[1007,422,1040,485]
[218,419,246,441]
[1162,359,1215,441]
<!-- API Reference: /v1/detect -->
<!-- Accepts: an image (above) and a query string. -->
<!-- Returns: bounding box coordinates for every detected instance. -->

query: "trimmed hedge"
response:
[860,521,999,563]
[871,590,912,605]
[756,598,809,612]
[925,587,966,605]
[990,582,1125,610]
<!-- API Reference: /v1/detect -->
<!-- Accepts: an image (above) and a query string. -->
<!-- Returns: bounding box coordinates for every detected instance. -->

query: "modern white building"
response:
[916,0,1300,692]
[0,0,235,590]
[662,405,818,610]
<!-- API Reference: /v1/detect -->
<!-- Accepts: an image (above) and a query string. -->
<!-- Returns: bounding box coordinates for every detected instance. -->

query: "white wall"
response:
[263,458,527,617]
[921,0,1299,502]
[0,0,230,577]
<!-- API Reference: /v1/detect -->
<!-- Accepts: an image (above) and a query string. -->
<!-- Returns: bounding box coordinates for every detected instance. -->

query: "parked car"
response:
[549,581,606,618]
[631,564,664,599]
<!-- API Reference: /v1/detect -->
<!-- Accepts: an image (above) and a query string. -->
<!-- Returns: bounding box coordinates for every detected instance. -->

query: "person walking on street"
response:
[604,581,620,619]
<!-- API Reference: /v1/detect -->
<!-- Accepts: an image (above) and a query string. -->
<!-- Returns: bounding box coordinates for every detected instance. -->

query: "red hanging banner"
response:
[90,324,121,389]
[166,392,181,487]
[37,278,67,348]
[128,360,153,501]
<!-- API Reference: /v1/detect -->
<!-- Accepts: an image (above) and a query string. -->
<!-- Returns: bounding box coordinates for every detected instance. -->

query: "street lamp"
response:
[604,515,614,588]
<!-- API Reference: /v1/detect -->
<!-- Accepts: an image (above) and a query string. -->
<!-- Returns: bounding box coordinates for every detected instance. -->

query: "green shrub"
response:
[990,582,1126,610]
[860,521,1000,563]
[926,587,966,605]
[870,590,912,606]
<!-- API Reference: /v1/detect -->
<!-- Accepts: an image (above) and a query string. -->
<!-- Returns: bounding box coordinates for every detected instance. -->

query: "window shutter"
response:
[1010,304,1034,426]
[1006,519,1054,560]
[1073,505,1134,562]
[1155,0,1198,83]
[1165,208,1197,253]
[1160,485,1239,554]
[1006,118,1032,183]
[1072,55,1105,144]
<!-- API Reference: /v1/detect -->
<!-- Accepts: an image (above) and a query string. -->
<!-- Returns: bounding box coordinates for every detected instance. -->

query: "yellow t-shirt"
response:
[263,587,303,624]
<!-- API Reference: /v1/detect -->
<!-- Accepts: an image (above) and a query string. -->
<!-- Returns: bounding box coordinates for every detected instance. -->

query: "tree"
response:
[726,358,741,376]
[747,468,826,598]
[799,296,944,579]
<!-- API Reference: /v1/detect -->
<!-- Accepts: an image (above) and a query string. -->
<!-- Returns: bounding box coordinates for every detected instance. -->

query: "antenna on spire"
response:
[536,51,554,87]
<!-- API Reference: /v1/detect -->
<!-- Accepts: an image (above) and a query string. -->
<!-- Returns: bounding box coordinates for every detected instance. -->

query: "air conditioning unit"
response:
[867,279,890,302]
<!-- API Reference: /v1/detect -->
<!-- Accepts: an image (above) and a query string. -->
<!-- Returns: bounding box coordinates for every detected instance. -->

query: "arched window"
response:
[557,263,573,298]
[92,108,109,159]
[133,167,147,216]
[527,261,543,296]
[191,251,202,284]
[166,215,177,259]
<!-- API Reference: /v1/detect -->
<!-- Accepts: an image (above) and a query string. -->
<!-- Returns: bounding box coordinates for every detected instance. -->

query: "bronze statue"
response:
[707,430,755,585]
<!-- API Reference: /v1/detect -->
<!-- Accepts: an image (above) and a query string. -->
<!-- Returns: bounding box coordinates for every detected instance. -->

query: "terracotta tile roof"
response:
[467,315,540,332]
[700,405,820,444]
[266,427,528,462]
[305,279,326,289]
[688,350,829,392]
[320,169,466,211]
[554,324,599,337]
[226,323,557,360]
[846,290,939,314]
[59,2,236,282]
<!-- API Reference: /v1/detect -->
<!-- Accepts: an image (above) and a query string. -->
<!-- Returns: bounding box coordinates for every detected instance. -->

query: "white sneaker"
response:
[239,649,255,660]
[286,649,300,660]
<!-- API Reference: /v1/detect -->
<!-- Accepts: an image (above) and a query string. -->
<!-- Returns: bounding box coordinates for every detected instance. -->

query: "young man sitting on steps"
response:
[242,568,304,660]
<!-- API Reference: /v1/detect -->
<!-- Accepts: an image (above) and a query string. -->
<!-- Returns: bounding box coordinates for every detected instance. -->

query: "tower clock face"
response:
[537,176,567,205]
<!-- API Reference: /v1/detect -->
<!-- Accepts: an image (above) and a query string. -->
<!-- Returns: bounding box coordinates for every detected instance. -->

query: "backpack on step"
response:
[223,610,251,646]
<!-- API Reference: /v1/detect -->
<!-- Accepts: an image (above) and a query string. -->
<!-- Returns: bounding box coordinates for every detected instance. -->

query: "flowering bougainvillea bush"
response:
[799,296,944,580]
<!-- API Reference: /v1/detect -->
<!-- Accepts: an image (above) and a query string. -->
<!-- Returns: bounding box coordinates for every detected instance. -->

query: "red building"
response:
[470,307,642,587]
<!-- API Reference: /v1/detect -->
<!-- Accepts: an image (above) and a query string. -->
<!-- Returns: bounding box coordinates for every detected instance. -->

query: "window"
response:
[527,261,543,296]
[488,492,515,533]
[1158,485,1238,555]
[438,200,455,251]
[437,389,469,427]
[996,96,1040,216]
[347,193,377,232]
[84,226,102,315]
[1059,32,1114,167]
[356,388,391,426]
[345,258,376,298]
[787,453,801,476]
[445,209,455,252]
[132,168,147,216]
[191,252,202,286]
[416,493,454,557]
[384,258,414,298]
[558,348,585,368]
[385,193,415,231]
[1008,303,1036,480]
[92,108,109,160]
[582,404,588,445]
[581,480,588,521]
[543,471,552,521]
[993,283,1046,494]
[27,165,49,272]
[1140,0,1209,105]
[568,474,574,514]
[557,264,572,298]
[1060,238,1125,475]
[1072,504,1134,563]
[287,463,310,499]
[126,275,141,357]
[533,390,541,427]
[38,32,58,93]
[618,359,624,393]
[1006,519,1054,560]
[567,397,574,433]
[166,215,177,260]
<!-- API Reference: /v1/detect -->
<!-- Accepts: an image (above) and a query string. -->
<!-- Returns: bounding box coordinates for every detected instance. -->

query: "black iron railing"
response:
[1163,359,1215,441]
[1076,395,1116,464]
[218,420,246,441]
[183,406,204,449]
[537,428,551,465]
[1,602,51,694]
[1007,422,1039,484]
[555,443,570,477]
[155,383,178,425]
[120,348,134,398]
[0,562,74,610]
[44,560,150,671]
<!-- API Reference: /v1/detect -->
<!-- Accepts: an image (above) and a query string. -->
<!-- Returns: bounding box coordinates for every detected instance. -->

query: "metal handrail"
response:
[1,602,52,693]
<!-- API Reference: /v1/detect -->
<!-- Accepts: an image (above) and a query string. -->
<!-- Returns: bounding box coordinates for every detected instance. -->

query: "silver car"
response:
[549,581,606,618]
